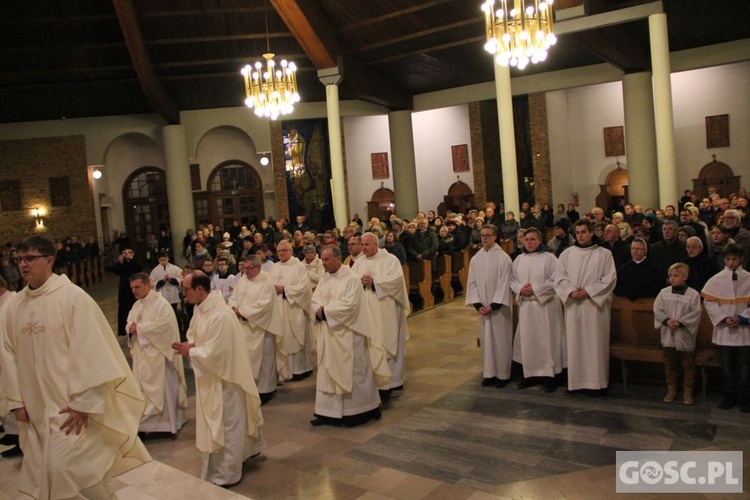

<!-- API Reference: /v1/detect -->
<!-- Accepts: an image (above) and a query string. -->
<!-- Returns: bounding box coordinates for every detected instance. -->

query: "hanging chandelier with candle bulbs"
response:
[241,1,300,120]
[481,0,557,70]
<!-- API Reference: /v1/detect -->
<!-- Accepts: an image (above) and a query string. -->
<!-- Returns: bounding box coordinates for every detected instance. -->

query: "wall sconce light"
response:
[89,164,104,180]
[258,151,271,166]
[33,207,44,227]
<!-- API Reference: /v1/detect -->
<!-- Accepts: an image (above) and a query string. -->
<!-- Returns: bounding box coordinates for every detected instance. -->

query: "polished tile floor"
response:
[2,273,750,499]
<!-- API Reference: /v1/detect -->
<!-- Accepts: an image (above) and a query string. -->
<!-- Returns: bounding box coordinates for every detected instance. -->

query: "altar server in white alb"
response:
[0,276,19,457]
[3,236,150,499]
[172,271,264,487]
[149,251,183,313]
[466,223,513,388]
[229,255,287,404]
[127,272,187,435]
[510,228,566,393]
[270,240,314,380]
[554,219,617,396]
[352,232,410,402]
[311,245,391,427]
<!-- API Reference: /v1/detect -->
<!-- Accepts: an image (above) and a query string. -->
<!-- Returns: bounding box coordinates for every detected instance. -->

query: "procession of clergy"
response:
[1,213,746,497]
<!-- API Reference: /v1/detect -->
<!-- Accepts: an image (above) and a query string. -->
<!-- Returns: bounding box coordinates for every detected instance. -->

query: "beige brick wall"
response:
[528,92,552,206]
[0,135,96,246]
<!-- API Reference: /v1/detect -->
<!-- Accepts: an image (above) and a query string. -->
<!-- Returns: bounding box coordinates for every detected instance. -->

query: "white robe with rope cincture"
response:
[126,290,187,433]
[187,290,264,486]
[352,248,410,390]
[270,257,315,376]
[701,267,750,346]
[0,290,18,435]
[654,286,702,351]
[466,243,513,380]
[2,274,150,500]
[511,251,567,378]
[554,244,617,390]
[228,271,287,393]
[312,266,391,418]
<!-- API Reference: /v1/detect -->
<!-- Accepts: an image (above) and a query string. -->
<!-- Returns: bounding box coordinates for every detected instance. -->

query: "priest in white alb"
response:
[311,245,391,427]
[466,223,514,388]
[554,219,617,396]
[126,272,187,435]
[173,271,264,487]
[3,236,150,499]
[510,228,566,393]
[270,240,314,380]
[229,255,287,404]
[352,232,410,402]
[0,275,19,457]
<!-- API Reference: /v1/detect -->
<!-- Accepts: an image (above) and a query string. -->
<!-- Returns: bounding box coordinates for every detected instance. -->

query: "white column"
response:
[494,62,520,215]
[388,110,419,219]
[319,67,348,230]
[622,72,659,208]
[163,125,195,265]
[649,12,679,207]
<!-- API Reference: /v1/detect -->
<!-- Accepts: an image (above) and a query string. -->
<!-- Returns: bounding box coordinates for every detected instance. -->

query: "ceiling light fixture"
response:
[481,0,557,70]
[241,0,300,120]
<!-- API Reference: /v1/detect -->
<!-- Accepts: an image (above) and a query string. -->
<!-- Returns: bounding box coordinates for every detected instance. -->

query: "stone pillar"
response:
[319,66,348,229]
[649,12,679,207]
[494,62,520,215]
[163,124,195,265]
[622,72,659,208]
[528,93,552,206]
[388,110,419,220]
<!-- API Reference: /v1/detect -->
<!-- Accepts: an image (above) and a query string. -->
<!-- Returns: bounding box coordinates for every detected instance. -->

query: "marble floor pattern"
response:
[1,272,750,499]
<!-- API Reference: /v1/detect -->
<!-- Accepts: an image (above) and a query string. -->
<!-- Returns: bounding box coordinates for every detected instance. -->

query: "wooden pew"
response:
[401,264,413,311]
[451,250,467,295]
[609,296,720,397]
[436,254,454,302]
[499,239,513,256]
[407,260,434,310]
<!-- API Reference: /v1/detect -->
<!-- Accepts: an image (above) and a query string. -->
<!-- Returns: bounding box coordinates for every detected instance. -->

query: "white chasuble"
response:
[511,251,567,377]
[270,257,314,374]
[126,290,187,432]
[3,274,150,499]
[555,244,616,390]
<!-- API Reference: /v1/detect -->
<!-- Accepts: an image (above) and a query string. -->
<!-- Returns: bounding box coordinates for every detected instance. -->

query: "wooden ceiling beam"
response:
[340,0,456,32]
[352,17,482,55]
[149,33,292,46]
[271,0,411,109]
[112,0,179,124]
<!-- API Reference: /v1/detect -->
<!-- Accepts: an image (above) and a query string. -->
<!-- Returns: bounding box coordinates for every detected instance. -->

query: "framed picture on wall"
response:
[451,144,469,172]
[371,152,389,179]
[706,114,729,148]
[603,126,625,157]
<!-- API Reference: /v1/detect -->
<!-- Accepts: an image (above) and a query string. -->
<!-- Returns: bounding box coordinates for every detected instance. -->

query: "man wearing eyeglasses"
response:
[2,236,150,499]
[172,271,264,487]
[228,256,286,404]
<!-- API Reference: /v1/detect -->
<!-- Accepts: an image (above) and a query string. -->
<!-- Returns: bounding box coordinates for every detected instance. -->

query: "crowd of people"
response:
[2,183,750,494]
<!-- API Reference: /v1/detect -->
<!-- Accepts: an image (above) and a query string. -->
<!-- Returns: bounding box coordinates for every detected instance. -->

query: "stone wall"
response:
[0,135,96,245]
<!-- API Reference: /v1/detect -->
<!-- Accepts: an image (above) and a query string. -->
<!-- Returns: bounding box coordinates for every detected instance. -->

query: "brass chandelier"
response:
[241,1,300,120]
[481,0,557,70]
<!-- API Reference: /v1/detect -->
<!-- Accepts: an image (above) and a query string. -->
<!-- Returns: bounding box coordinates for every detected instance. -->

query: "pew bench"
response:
[609,296,721,397]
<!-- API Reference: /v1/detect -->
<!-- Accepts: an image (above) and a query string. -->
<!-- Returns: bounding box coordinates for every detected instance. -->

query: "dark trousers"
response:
[721,345,750,395]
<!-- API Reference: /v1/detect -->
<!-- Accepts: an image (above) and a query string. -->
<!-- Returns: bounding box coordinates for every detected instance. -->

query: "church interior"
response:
[1,0,750,498]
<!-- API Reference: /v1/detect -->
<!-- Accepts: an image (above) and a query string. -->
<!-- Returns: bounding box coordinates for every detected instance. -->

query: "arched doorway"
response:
[596,165,629,214]
[123,167,170,258]
[692,156,740,199]
[367,185,395,221]
[198,161,265,230]
[439,179,475,216]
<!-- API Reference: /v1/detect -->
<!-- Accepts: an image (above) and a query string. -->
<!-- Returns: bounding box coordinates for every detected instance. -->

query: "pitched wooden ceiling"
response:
[0,0,748,124]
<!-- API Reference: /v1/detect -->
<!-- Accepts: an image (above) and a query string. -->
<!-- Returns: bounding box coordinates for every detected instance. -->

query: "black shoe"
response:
[584,388,608,398]
[259,391,275,405]
[0,434,18,446]
[379,389,392,404]
[310,416,343,427]
[517,378,535,389]
[390,385,404,392]
[719,393,737,410]
[218,479,242,488]
[1,444,22,457]
[544,379,557,393]
[481,377,498,387]
[0,424,4,433]
[495,378,509,388]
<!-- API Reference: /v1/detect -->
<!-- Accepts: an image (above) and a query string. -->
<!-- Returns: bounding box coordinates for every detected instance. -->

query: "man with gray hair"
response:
[229,256,286,404]
[721,209,750,270]
[650,220,688,283]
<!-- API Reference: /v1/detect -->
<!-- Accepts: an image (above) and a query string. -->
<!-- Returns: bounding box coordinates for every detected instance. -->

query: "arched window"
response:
[202,161,265,230]
[123,167,170,258]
